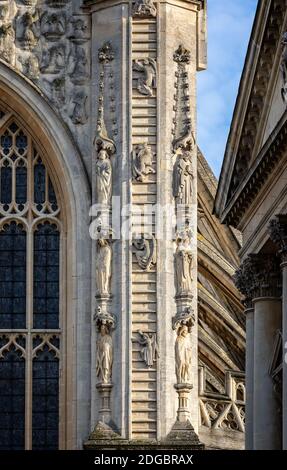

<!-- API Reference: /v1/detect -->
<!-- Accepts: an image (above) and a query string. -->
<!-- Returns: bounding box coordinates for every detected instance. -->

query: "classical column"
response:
[250,254,282,450]
[269,215,287,449]
[234,258,255,450]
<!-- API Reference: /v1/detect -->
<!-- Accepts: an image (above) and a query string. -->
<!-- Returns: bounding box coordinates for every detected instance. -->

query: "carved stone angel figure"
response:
[95,238,112,297]
[137,331,159,368]
[175,324,192,384]
[19,11,39,50]
[132,143,155,182]
[173,149,194,206]
[132,0,157,18]
[175,230,193,296]
[133,234,156,271]
[96,322,113,384]
[133,59,156,96]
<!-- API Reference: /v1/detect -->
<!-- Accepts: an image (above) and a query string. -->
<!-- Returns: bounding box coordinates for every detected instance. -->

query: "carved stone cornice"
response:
[234,253,282,306]
[268,214,287,264]
[223,111,287,227]
[227,0,286,200]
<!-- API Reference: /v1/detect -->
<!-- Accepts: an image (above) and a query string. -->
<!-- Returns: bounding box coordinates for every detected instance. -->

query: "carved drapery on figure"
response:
[132,0,157,18]
[173,149,194,206]
[95,307,115,384]
[173,307,195,385]
[133,58,157,97]
[174,227,193,296]
[281,32,287,104]
[133,234,156,271]
[136,331,159,368]
[95,237,112,298]
[132,143,155,182]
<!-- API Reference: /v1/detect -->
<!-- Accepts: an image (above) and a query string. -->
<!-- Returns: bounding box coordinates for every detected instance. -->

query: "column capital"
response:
[234,253,282,306]
[234,257,255,308]
[268,214,287,264]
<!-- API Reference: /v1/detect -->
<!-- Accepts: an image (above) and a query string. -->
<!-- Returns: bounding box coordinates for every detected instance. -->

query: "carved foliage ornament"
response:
[172,44,195,162]
[268,215,287,263]
[235,254,282,303]
[132,0,157,18]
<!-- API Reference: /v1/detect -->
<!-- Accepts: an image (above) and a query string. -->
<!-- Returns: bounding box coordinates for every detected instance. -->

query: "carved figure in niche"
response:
[175,324,192,384]
[173,149,194,205]
[70,91,88,125]
[95,237,112,297]
[132,0,157,18]
[133,59,156,97]
[133,234,156,271]
[94,124,115,206]
[69,17,89,44]
[96,320,113,384]
[69,45,88,84]
[19,11,39,50]
[137,331,159,368]
[281,32,287,104]
[174,228,193,296]
[40,45,65,74]
[95,147,112,206]
[0,4,15,65]
[132,143,155,182]
[41,12,66,42]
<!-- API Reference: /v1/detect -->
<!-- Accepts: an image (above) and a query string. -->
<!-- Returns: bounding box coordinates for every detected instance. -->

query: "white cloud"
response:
[197,0,258,177]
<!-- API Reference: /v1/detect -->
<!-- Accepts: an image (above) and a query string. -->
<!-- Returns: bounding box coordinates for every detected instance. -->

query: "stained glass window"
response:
[0,115,61,450]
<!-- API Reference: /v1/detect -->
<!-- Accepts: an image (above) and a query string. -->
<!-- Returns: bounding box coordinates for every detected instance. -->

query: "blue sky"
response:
[197,0,258,177]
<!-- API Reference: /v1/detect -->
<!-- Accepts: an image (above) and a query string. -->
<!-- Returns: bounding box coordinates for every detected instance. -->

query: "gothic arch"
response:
[0,60,92,449]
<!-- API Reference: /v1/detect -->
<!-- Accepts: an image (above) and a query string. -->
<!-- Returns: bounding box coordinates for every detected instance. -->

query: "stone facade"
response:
[0,0,245,450]
[215,0,287,450]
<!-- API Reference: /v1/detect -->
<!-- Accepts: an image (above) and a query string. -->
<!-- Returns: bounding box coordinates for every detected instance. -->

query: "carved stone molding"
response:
[224,117,287,227]
[132,234,156,271]
[268,214,287,264]
[226,0,286,200]
[132,0,157,18]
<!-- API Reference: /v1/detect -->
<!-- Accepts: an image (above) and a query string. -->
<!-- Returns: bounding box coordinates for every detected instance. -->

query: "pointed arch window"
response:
[0,110,62,450]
